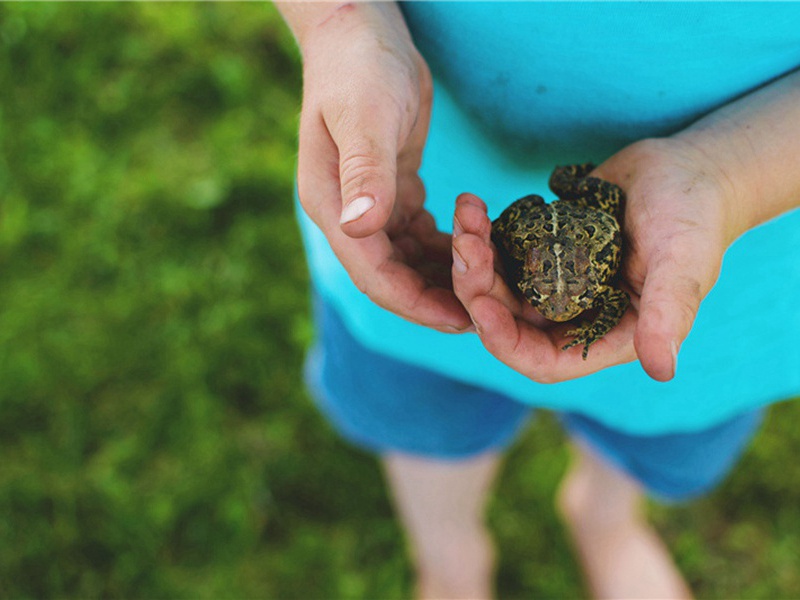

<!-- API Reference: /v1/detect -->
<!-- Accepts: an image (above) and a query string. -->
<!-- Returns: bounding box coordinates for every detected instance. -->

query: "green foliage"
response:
[0,4,798,599]
[0,3,311,597]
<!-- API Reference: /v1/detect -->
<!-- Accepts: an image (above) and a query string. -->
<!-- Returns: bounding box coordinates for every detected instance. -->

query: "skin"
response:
[453,92,800,382]
[275,3,799,598]
[278,2,470,333]
[279,1,800,383]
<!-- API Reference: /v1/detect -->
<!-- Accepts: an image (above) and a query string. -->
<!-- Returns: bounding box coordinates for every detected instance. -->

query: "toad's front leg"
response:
[562,285,630,359]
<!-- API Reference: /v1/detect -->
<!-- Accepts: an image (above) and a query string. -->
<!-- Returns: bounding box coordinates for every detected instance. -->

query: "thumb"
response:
[634,245,721,382]
[332,104,401,238]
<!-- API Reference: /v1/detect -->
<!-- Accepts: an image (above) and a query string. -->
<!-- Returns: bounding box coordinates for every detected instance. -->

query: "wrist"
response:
[598,136,745,249]
[276,2,407,59]
[673,70,800,236]
[275,2,346,50]
[666,130,755,245]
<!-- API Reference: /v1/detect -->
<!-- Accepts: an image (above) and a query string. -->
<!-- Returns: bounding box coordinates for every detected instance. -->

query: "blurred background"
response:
[1,4,799,598]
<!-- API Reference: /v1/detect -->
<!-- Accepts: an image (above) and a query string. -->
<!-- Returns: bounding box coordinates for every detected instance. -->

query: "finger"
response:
[453,195,636,382]
[635,243,721,381]
[327,99,404,238]
[469,295,554,375]
[331,215,472,332]
[399,211,454,287]
[407,209,452,264]
[363,246,472,332]
[453,192,491,238]
[330,222,471,331]
[299,113,470,331]
[453,231,522,316]
[452,194,510,302]
[471,295,637,384]
[452,193,540,319]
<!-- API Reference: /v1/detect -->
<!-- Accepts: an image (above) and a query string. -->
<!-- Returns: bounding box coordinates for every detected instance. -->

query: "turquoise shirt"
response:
[297,2,800,434]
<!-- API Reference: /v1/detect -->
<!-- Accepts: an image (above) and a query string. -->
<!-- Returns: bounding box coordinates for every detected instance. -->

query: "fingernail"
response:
[471,317,482,336]
[453,216,464,237]
[441,323,476,334]
[452,246,468,274]
[670,339,679,377]
[340,196,375,224]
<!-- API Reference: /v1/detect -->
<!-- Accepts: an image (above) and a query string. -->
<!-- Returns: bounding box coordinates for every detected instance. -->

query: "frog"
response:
[490,163,630,359]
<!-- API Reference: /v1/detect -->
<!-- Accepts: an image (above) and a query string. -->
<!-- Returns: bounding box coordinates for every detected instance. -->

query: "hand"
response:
[451,194,638,384]
[453,68,800,383]
[595,138,739,381]
[287,3,470,332]
[452,138,742,383]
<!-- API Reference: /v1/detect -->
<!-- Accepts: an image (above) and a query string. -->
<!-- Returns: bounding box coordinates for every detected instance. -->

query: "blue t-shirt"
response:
[297,2,800,434]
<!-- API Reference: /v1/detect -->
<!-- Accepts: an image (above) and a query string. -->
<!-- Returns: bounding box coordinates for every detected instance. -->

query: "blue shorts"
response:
[306,295,763,501]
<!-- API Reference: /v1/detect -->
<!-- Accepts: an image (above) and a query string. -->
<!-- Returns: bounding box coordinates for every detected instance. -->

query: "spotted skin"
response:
[491,164,630,359]
[549,163,624,217]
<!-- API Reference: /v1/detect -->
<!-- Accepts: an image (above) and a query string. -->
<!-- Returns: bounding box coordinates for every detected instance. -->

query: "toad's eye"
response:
[522,286,544,303]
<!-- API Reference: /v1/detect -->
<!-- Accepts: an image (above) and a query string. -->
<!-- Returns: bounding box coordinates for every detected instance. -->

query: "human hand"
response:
[282,2,470,332]
[453,68,800,383]
[452,138,746,383]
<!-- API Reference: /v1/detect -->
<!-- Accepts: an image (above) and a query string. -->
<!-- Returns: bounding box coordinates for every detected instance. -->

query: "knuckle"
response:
[357,261,397,310]
[351,273,369,296]
[295,188,325,229]
[674,283,701,325]
[339,148,384,186]
[338,152,395,204]
[641,280,699,338]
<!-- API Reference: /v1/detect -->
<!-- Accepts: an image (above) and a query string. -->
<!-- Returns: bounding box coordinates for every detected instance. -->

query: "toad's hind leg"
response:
[562,286,630,359]
[508,193,547,217]
[549,163,595,198]
[549,164,624,219]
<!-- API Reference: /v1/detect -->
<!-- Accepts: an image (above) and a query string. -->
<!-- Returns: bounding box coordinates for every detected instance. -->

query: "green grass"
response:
[0,4,799,598]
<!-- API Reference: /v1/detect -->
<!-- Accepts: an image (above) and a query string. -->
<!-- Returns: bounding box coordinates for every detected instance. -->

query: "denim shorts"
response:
[305,295,762,501]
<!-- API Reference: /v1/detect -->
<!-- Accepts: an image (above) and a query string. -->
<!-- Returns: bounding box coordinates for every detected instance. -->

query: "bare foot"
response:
[557,443,693,599]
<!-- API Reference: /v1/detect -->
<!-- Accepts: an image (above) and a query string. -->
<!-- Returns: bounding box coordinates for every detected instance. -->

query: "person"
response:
[276,2,800,598]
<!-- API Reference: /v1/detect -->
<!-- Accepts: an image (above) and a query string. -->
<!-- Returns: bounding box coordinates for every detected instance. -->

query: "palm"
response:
[452,139,731,382]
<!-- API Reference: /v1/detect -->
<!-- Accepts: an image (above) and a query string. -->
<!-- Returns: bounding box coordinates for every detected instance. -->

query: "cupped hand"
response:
[295,3,470,332]
[451,194,638,384]
[452,138,742,382]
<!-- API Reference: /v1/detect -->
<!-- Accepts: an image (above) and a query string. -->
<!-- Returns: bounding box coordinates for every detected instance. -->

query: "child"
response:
[278,3,800,597]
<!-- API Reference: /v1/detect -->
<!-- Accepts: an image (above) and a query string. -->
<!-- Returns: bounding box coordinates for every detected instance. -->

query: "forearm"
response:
[675,68,800,237]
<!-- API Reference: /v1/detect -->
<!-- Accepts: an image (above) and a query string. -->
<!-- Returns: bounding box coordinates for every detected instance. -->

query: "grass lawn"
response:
[1,4,799,598]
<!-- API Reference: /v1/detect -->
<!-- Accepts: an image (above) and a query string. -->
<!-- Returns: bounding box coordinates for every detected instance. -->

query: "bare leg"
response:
[382,451,502,600]
[557,442,693,599]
